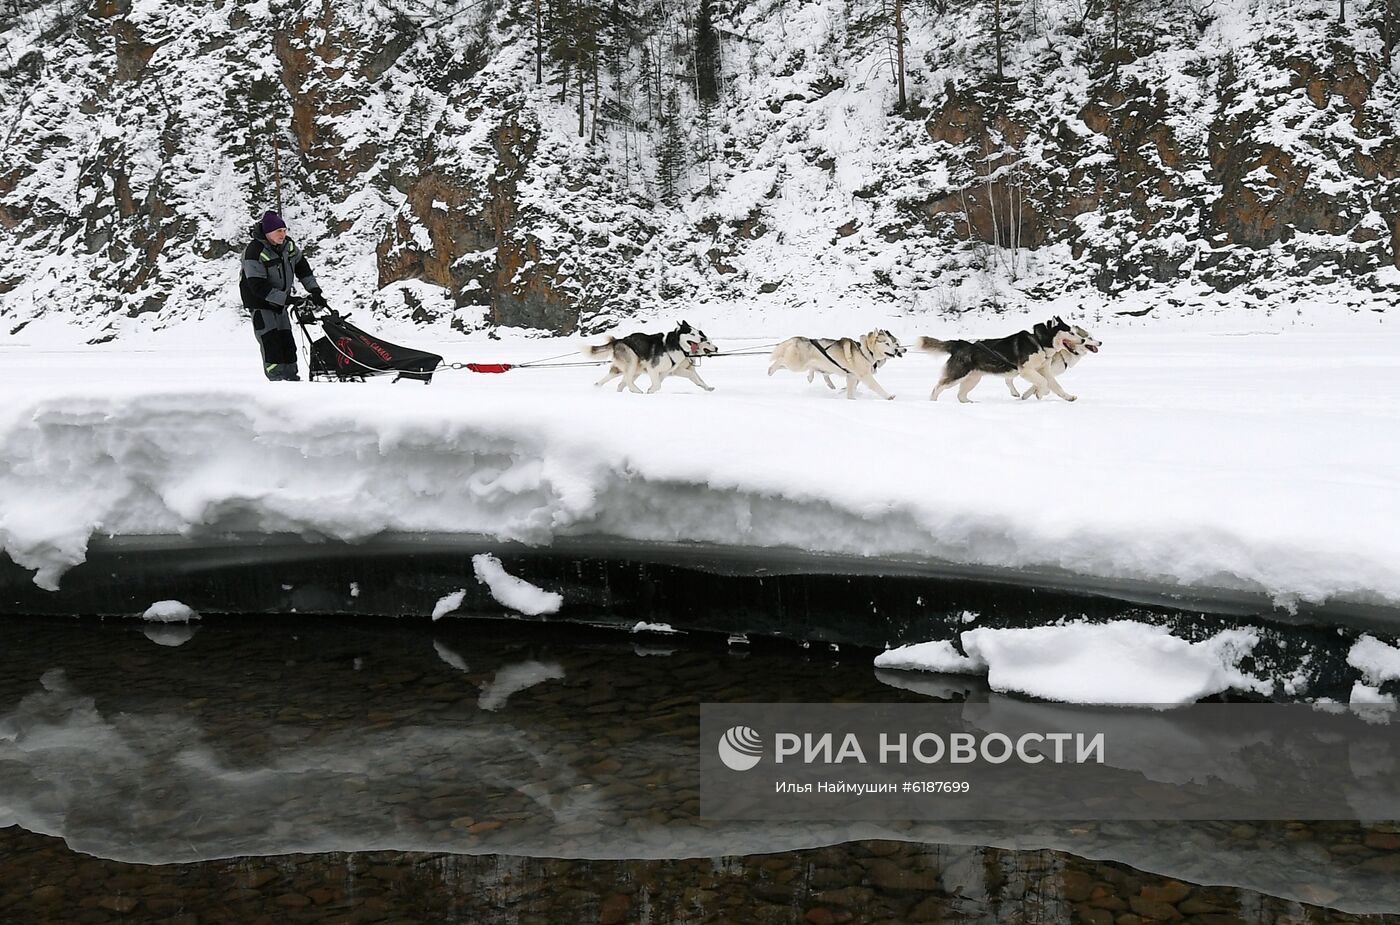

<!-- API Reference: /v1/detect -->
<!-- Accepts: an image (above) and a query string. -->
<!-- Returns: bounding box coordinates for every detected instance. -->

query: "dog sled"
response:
[292,300,444,384]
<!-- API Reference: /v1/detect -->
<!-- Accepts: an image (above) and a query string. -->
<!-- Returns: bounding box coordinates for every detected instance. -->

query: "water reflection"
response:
[0,616,1397,918]
[3,824,1384,924]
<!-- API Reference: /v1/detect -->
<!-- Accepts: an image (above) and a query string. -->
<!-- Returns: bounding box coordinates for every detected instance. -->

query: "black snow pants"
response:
[251,308,299,381]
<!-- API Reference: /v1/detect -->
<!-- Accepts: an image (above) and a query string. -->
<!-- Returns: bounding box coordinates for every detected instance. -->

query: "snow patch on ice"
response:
[1350,683,1397,706]
[878,622,1269,705]
[874,640,982,674]
[472,554,563,616]
[431,590,467,621]
[1348,636,1400,686]
[141,601,199,623]
[961,622,1267,705]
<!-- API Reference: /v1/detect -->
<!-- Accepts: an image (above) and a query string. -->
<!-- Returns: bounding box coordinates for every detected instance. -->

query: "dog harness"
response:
[972,339,1024,371]
[810,339,849,373]
[811,338,873,374]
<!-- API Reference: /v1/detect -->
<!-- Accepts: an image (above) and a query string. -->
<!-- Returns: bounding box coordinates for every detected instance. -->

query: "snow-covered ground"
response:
[1,319,1397,622]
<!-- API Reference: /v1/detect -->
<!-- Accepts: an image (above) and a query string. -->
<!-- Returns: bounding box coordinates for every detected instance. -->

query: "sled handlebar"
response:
[290,297,341,326]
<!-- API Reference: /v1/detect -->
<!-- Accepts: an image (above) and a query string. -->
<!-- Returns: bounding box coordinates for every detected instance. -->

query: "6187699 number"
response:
[907,781,970,794]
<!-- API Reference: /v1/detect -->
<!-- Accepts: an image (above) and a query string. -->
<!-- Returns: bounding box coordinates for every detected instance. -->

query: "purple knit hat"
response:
[260,211,287,234]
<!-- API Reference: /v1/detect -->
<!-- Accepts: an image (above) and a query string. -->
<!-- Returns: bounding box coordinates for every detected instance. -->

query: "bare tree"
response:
[960,150,1028,282]
[535,0,543,83]
[1383,0,1397,68]
[894,0,907,109]
[993,0,1005,80]
[271,130,284,213]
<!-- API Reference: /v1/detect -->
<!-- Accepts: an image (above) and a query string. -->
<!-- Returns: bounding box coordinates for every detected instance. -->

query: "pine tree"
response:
[657,86,685,203]
[639,42,655,127]
[607,0,630,119]
[695,0,719,103]
[697,99,716,192]
[547,0,575,103]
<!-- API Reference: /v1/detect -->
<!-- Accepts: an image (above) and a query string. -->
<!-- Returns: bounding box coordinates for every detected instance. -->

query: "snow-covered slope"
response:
[2,328,1397,618]
[1,0,1396,340]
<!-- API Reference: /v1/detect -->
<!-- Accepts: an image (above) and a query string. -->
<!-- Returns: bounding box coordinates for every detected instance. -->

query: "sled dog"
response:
[916,317,1083,402]
[1014,324,1101,400]
[583,320,719,393]
[767,330,906,401]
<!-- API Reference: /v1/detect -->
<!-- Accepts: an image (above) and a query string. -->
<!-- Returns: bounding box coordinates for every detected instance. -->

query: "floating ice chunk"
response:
[879,622,1270,706]
[472,554,562,615]
[959,622,1266,706]
[432,589,467,621]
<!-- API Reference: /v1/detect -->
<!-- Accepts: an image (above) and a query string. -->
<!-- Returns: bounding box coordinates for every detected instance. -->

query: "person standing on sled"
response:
[239,211,329,381]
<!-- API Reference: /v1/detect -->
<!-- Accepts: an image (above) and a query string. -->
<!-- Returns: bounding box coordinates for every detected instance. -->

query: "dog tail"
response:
[915,336,949,354]
[581,337,616,359]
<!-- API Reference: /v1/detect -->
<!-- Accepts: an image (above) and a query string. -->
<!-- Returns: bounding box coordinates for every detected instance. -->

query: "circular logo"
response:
[718,725,764,771]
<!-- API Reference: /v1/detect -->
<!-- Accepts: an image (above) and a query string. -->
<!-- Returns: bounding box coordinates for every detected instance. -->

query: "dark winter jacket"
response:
[239,224,320,312]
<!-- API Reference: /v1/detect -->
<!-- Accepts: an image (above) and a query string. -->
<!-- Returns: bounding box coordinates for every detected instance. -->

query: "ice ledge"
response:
[4,533,1400,637]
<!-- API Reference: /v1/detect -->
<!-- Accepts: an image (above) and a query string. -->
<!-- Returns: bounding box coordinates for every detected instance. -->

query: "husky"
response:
[1015,324,1101,400]
[916,317,1083,403]
[767,330,906,400]
[583,320,720,393]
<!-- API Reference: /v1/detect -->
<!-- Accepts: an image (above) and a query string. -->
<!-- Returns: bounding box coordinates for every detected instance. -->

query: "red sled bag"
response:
[297,306,444,384]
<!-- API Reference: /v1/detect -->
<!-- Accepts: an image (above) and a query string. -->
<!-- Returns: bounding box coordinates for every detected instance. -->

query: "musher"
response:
[239,211,329,381]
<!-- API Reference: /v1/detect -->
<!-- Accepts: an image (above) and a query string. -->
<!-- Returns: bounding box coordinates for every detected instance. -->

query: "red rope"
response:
[464,362,514,374]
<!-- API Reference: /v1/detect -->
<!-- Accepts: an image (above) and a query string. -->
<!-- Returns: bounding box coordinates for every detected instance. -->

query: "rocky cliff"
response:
[1,0,1396,339]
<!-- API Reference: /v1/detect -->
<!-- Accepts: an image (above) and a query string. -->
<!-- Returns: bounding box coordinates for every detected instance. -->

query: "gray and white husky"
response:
[1014,324,1101,400]
[767,330,906,400]
[583,320,720,393]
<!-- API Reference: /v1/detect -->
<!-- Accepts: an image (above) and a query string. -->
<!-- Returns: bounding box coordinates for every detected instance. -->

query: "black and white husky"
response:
[767,330,906,400]
[916,317,1083,402]
[583,320,720,393]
